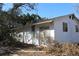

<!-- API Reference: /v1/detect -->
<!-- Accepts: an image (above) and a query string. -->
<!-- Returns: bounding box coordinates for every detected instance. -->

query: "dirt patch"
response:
[16,51,47,56]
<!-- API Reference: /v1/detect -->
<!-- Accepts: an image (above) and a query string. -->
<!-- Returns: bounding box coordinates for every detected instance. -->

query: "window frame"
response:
[63,22,68,32]
[75,25,79,32]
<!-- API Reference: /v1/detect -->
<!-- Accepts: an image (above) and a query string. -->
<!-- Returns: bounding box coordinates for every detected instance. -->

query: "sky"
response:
[37,3,78,18]
[2,3,79,18]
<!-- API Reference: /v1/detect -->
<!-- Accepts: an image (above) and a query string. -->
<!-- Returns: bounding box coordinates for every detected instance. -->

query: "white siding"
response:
[16,25,33,44]
[34,23,55,45]
[16,15,79,45]
[54,16,79,43]
[49,23,55,40]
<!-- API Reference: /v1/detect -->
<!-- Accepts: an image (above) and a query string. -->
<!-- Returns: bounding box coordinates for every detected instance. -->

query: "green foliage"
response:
[17,13,41,25]
[0,3,42,46]
[0,4,30,45]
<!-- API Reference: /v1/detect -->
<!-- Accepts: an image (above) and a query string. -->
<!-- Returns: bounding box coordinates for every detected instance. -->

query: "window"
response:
[32,25,35,32]
[69,15,75,20]
[69,15,72,19]
[75,25,79,32]
[63,22,68,32]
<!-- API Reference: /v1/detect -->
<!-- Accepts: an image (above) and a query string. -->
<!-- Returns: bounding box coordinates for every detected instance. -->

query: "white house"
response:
[17,14,79,46]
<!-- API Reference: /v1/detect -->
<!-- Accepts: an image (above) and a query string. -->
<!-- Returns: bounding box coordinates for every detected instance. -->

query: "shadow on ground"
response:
[0,43,37,56]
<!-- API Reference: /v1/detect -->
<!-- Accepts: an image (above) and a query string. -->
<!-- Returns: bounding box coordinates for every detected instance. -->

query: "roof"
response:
[32,20,53,25]
[32,13,79,25]
[50,13,74,19]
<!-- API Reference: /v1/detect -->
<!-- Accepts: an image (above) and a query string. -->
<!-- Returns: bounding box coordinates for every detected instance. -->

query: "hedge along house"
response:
[17,13,79,46]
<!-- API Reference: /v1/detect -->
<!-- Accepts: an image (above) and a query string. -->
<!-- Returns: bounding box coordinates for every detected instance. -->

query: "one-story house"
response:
[16,13,79,46]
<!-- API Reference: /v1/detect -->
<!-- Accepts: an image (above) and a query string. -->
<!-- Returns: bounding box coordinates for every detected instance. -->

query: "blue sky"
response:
[37,3,78,18]
[2,3,79,18]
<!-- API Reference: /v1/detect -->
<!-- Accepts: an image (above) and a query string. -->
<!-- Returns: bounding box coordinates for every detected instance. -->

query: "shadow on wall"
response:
[15,31,39,45]
[15,29,55,46]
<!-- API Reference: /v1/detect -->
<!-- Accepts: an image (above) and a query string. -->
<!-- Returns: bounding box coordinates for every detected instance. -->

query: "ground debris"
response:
[0,43,79,56]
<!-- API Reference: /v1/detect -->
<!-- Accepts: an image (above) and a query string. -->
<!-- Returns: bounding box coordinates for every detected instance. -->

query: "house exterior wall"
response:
[54,16,79,43]
[34,22,55,45]
[15,24,33,44]
[16,14,79,45]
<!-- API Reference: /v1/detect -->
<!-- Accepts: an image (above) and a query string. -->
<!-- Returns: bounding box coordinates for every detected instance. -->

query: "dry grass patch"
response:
[47,43,79,56]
